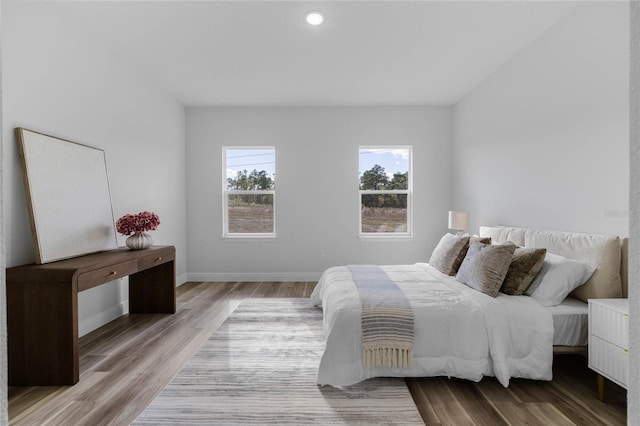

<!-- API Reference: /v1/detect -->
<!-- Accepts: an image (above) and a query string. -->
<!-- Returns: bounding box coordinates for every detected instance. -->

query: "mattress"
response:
[548,297,589,346]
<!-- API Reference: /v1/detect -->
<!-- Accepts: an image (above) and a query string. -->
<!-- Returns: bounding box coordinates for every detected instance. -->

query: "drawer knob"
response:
[110,271,117,276]
[155,257,162,262]
[623,349,629,355]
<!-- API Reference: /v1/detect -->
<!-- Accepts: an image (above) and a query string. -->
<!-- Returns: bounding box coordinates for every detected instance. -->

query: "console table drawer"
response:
[138,250,174,271]
[77,260,138,291]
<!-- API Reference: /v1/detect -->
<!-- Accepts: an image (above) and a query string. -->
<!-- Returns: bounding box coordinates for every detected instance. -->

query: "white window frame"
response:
[358,145,413,240]
[222,146,276,239]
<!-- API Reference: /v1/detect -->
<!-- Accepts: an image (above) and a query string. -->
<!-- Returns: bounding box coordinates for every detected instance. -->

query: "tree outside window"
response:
[223,147,275,237]
[359,147,412,236]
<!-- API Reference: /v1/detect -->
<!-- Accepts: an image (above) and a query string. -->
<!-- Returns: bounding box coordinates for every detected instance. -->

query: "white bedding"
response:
[310,263,554,387]
[548,297,589,346]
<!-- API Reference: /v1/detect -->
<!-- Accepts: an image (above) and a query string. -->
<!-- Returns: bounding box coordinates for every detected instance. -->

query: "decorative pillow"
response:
[470,236,491,245]
[500,247,547,295]
[456,241,516,297]
[525,252,596,306]
[428,234,470,276]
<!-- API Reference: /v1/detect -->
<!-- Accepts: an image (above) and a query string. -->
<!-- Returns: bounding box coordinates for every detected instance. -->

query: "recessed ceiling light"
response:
[305,11,324,26]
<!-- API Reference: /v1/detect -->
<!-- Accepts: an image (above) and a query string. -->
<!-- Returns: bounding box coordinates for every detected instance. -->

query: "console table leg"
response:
[7,281,78,385]
[129,260,176,314]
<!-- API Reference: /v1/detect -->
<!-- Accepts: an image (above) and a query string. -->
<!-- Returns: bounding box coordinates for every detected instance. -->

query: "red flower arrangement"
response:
[116,211,160,236]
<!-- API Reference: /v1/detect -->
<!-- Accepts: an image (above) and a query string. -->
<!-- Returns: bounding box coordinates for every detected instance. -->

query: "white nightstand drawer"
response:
[588,335,628,389]
[590,302,629,349]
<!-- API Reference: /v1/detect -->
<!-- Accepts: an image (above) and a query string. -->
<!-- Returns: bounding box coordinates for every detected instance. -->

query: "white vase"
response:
[125,232,153,250]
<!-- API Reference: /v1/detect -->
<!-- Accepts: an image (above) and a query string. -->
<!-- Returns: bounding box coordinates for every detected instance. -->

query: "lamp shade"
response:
[448,211,469,232]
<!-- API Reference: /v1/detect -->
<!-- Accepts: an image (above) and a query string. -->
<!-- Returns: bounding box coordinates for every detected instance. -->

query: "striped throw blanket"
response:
[349,265,414,369]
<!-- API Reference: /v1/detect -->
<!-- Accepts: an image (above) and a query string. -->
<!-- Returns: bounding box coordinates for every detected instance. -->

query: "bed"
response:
[310,226,627,387]
[549,297,590,347]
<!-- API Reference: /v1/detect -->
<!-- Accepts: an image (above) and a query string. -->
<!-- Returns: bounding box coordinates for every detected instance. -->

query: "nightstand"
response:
[588,298,629,401]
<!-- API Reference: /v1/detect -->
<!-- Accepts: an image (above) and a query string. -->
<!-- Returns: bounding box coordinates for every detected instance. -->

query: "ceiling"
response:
[18,1,581,106]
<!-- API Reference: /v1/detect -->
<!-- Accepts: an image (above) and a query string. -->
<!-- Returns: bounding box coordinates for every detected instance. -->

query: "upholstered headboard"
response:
[479,226,628,300]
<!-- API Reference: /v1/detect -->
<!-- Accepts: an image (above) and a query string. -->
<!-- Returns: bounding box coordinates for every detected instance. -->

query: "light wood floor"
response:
[8,282,627,425]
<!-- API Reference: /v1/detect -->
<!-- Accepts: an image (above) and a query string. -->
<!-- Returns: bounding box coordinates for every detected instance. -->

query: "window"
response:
[223,147,276,237]
[359,146,412,237]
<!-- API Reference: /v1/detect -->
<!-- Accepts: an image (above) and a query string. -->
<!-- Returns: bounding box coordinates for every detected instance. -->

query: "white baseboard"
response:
[79,300,129,337]
[177,273,189,286]
[187,272,322,282]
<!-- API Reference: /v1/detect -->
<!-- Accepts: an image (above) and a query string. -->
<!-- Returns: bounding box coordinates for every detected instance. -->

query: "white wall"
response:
[187,107,452,280]
[452,2,629,237]
[2,3,187,336]
[0,0,7,422]
[629,3,639,424]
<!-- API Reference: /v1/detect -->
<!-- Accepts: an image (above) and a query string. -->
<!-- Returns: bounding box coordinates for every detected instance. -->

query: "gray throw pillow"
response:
[500,247,547,295]
[456,242,516,297]
[428,234,471,276]
[470,236,491,245]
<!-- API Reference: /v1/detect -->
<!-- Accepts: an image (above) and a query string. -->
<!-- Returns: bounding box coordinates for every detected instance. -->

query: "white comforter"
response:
[310,263,554,387]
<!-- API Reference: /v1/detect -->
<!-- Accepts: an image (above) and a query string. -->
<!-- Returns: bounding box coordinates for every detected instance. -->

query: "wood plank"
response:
[442,379,508,425]
[525,402,575,425]
[9,371,110,425]
[303,281,318,297]
[274,281,305,297]
[252,281,286,297]
[413,378,476,425]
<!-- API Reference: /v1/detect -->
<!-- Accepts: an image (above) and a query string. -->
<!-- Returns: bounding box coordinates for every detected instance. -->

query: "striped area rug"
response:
[134,298,424,425]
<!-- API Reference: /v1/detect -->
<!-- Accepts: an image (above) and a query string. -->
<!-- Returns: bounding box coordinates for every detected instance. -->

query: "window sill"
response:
[358,234,413,242]
[222,234,277,241]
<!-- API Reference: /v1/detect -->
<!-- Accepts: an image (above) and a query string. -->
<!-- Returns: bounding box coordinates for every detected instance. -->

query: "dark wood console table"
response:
[6,245,176,386]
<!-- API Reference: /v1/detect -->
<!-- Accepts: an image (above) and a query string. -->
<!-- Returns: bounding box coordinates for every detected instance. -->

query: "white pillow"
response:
[525,252,595,306]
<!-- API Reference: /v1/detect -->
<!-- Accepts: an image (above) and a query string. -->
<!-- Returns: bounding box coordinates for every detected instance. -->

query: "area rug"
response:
[134,298,424,425]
